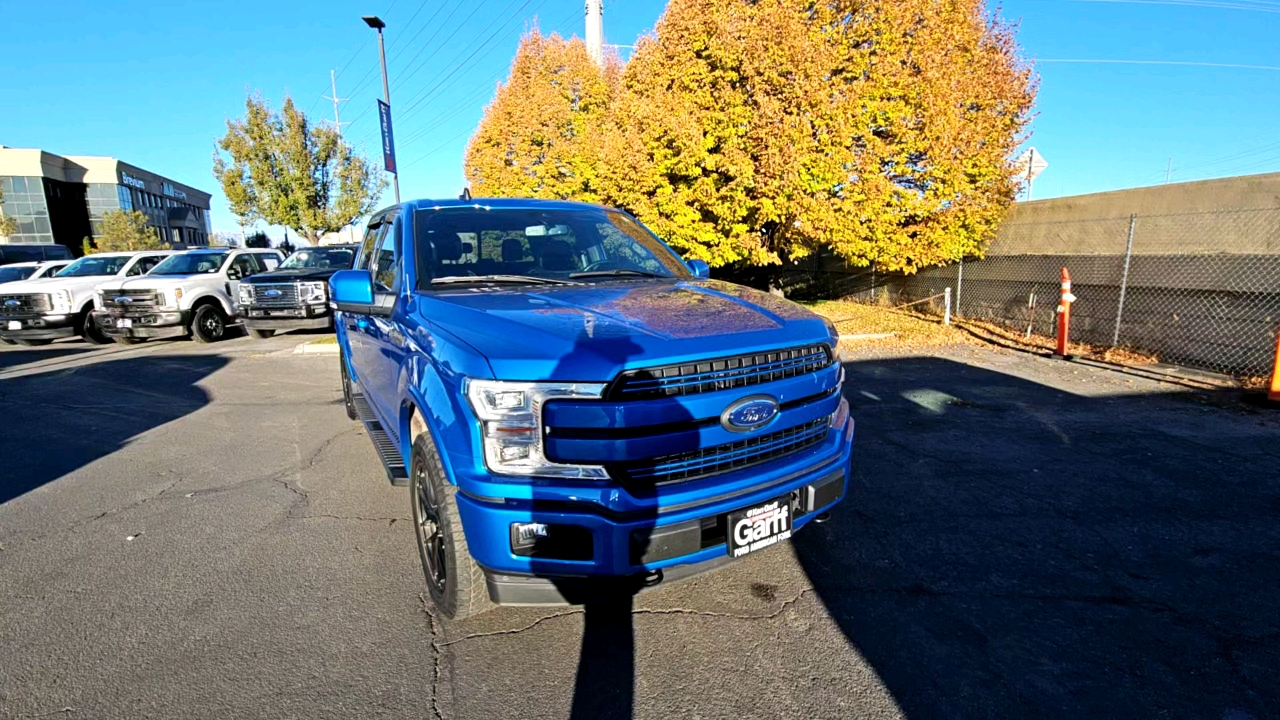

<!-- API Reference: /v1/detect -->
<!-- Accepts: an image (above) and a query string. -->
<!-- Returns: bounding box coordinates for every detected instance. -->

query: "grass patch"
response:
[804,299,969,349]
[307,335,338,345]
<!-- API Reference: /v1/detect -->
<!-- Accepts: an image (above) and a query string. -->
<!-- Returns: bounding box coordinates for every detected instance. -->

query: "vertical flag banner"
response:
[377,100,397,174]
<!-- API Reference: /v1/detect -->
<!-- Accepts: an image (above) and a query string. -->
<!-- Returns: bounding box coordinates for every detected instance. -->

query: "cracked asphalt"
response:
[1,334,1279,719]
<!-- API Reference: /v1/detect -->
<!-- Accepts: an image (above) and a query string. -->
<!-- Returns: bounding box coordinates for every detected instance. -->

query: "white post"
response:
[944,287,952,326]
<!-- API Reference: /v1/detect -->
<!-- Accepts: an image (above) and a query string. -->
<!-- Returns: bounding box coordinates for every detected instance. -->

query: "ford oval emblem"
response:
[264,289,282,298]
[4,299,18,307]
[114,297,132,304]
[721,395,780,433]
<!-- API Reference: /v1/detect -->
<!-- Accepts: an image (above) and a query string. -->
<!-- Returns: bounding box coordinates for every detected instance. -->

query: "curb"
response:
[293,341,339,355]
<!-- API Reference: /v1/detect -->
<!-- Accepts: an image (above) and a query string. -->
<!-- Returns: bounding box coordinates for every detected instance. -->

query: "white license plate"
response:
[727,496,793,558]
[6,321,20,331]
[116,318,133,328]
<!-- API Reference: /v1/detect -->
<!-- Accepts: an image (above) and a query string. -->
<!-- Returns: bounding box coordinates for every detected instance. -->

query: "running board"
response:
[352,393,409,486]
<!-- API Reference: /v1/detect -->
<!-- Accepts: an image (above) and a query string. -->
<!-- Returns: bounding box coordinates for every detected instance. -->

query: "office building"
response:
[0,146,212,253]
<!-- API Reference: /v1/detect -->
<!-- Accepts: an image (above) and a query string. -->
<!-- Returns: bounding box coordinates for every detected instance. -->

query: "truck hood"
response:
[416,279,834,381]
[96,275,213,293]
[0,275,119,295]
[245,267,341,283]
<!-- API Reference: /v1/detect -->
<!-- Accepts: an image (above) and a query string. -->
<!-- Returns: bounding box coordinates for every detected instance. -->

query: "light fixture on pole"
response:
[363,15,400,204]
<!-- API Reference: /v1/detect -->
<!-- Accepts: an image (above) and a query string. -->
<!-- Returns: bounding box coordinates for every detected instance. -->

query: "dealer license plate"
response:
[116,318,133,328]
[727,496,793,558]
[7,321,20,331]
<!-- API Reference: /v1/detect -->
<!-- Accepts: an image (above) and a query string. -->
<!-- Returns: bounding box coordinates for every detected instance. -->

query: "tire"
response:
[15,339,53,347]
[78,309,111,345]
[190,304,228,343]
[340,351,358,421]
[116,337,145,345]
[248,328,276,339]
[411,433,492,621]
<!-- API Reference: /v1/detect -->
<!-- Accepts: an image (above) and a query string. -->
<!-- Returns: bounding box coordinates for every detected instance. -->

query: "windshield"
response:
[413,207,689,287]
[55,255,131,277]
[0,266,37,283]
[150,252,229,276]
[280,247,355,270]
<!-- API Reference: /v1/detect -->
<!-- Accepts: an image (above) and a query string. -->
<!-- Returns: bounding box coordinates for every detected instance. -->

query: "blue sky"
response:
[1,0,1277,239]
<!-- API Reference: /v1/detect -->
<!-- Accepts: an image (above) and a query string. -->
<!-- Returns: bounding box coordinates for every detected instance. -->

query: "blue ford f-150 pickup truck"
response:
[331,197,854,620]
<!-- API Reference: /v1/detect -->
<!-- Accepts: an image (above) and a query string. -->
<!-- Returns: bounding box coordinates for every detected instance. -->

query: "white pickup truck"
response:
[0,250,174,346]
[93,248,283,343]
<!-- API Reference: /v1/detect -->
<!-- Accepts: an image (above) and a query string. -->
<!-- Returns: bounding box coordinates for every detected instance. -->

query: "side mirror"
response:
[226,267,242,281]
[329,269,394,317]
[686,259,711,279]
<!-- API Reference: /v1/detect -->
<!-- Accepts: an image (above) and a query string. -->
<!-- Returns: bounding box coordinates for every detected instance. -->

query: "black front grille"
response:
[103,289,161,310]
[0,293,52,316]
[609,345,833,400]
[246,283,300,308]
[609,418,830,487]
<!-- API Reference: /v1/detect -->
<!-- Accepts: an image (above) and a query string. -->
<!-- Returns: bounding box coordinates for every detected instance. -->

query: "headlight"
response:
[238,285,254,306]
[464,379,608,479]
[52,289,73,313]
[95,290,105,309]
[301,281,327,304]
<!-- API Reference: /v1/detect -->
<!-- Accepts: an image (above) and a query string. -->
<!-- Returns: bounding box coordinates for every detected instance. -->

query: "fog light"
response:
[511,522,549,553]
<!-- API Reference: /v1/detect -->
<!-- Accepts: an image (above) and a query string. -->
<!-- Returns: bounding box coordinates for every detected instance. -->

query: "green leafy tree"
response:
[465,30,618,202]
[83,210,168,254]
[213,94,388,245]
[0,187,18,237]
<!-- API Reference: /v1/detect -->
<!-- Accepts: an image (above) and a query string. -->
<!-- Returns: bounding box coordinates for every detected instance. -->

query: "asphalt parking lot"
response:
[2,335,1278,719]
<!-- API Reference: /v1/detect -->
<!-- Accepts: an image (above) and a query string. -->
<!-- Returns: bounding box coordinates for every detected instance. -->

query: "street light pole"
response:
[363,15,400,204]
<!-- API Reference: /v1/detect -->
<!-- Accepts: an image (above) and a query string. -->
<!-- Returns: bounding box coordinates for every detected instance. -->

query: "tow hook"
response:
[813,511,832,524]
[642,569,664,587]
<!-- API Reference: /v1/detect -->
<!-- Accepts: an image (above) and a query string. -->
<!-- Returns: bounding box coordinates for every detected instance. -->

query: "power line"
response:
[307,0,401,115]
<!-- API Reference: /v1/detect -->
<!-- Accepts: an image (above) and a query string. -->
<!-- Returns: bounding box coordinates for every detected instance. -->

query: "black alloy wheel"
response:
[78,309,110,345]
[191,305,226,343]
[414,461,448,597]
[340,353,358,420]
[409,434,491,621]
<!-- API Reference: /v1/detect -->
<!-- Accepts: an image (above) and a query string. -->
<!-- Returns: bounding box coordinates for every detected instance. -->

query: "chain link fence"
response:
[892,207,1280,378]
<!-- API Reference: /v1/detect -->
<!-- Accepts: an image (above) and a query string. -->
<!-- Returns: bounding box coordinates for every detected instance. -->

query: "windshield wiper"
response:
[569,269,668,279]
[431,274,579,286]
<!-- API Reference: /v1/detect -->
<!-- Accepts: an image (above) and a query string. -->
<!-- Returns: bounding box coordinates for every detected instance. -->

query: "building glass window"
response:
[117,185,133,210]
[1,175,54,244]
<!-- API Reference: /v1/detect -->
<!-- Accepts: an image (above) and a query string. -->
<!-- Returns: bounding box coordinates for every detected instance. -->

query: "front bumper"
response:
[243,308,332,332]
[0,314,75,341]
[455,415,855,606]
[93,309,189,340]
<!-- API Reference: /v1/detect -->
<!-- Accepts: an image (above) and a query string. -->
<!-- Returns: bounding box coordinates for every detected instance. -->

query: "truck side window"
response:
[372,221,399,291]
[128,255,164,276]
[232,254,259,279]
[355,222,382,272]
[259,253,280,270]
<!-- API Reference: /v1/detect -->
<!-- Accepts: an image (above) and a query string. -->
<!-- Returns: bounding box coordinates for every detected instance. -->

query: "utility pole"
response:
[324,69,348,137]
[1165,158,1173,184]
[585,0,604,68]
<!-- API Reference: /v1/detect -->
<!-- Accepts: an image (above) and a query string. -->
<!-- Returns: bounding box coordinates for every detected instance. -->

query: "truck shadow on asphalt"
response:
[0,353,226,505]
[0,343,94,371]
[796,356,1280,717]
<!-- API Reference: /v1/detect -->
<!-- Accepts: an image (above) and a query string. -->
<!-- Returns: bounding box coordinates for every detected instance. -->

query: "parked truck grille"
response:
[608,344,833,399]
[609,418,830,487]
[0,293,52,315]
[103,290,162,309]
[245,283,300,308]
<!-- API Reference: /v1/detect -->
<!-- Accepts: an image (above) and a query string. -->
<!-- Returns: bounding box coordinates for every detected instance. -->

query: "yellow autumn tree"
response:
[465,30,618,201]
[606,0,1036,271]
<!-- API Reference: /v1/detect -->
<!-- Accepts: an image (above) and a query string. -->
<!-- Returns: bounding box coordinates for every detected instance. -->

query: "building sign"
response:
[120,172,147,190]
[377,99,397,174]
[162,182,187,201]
